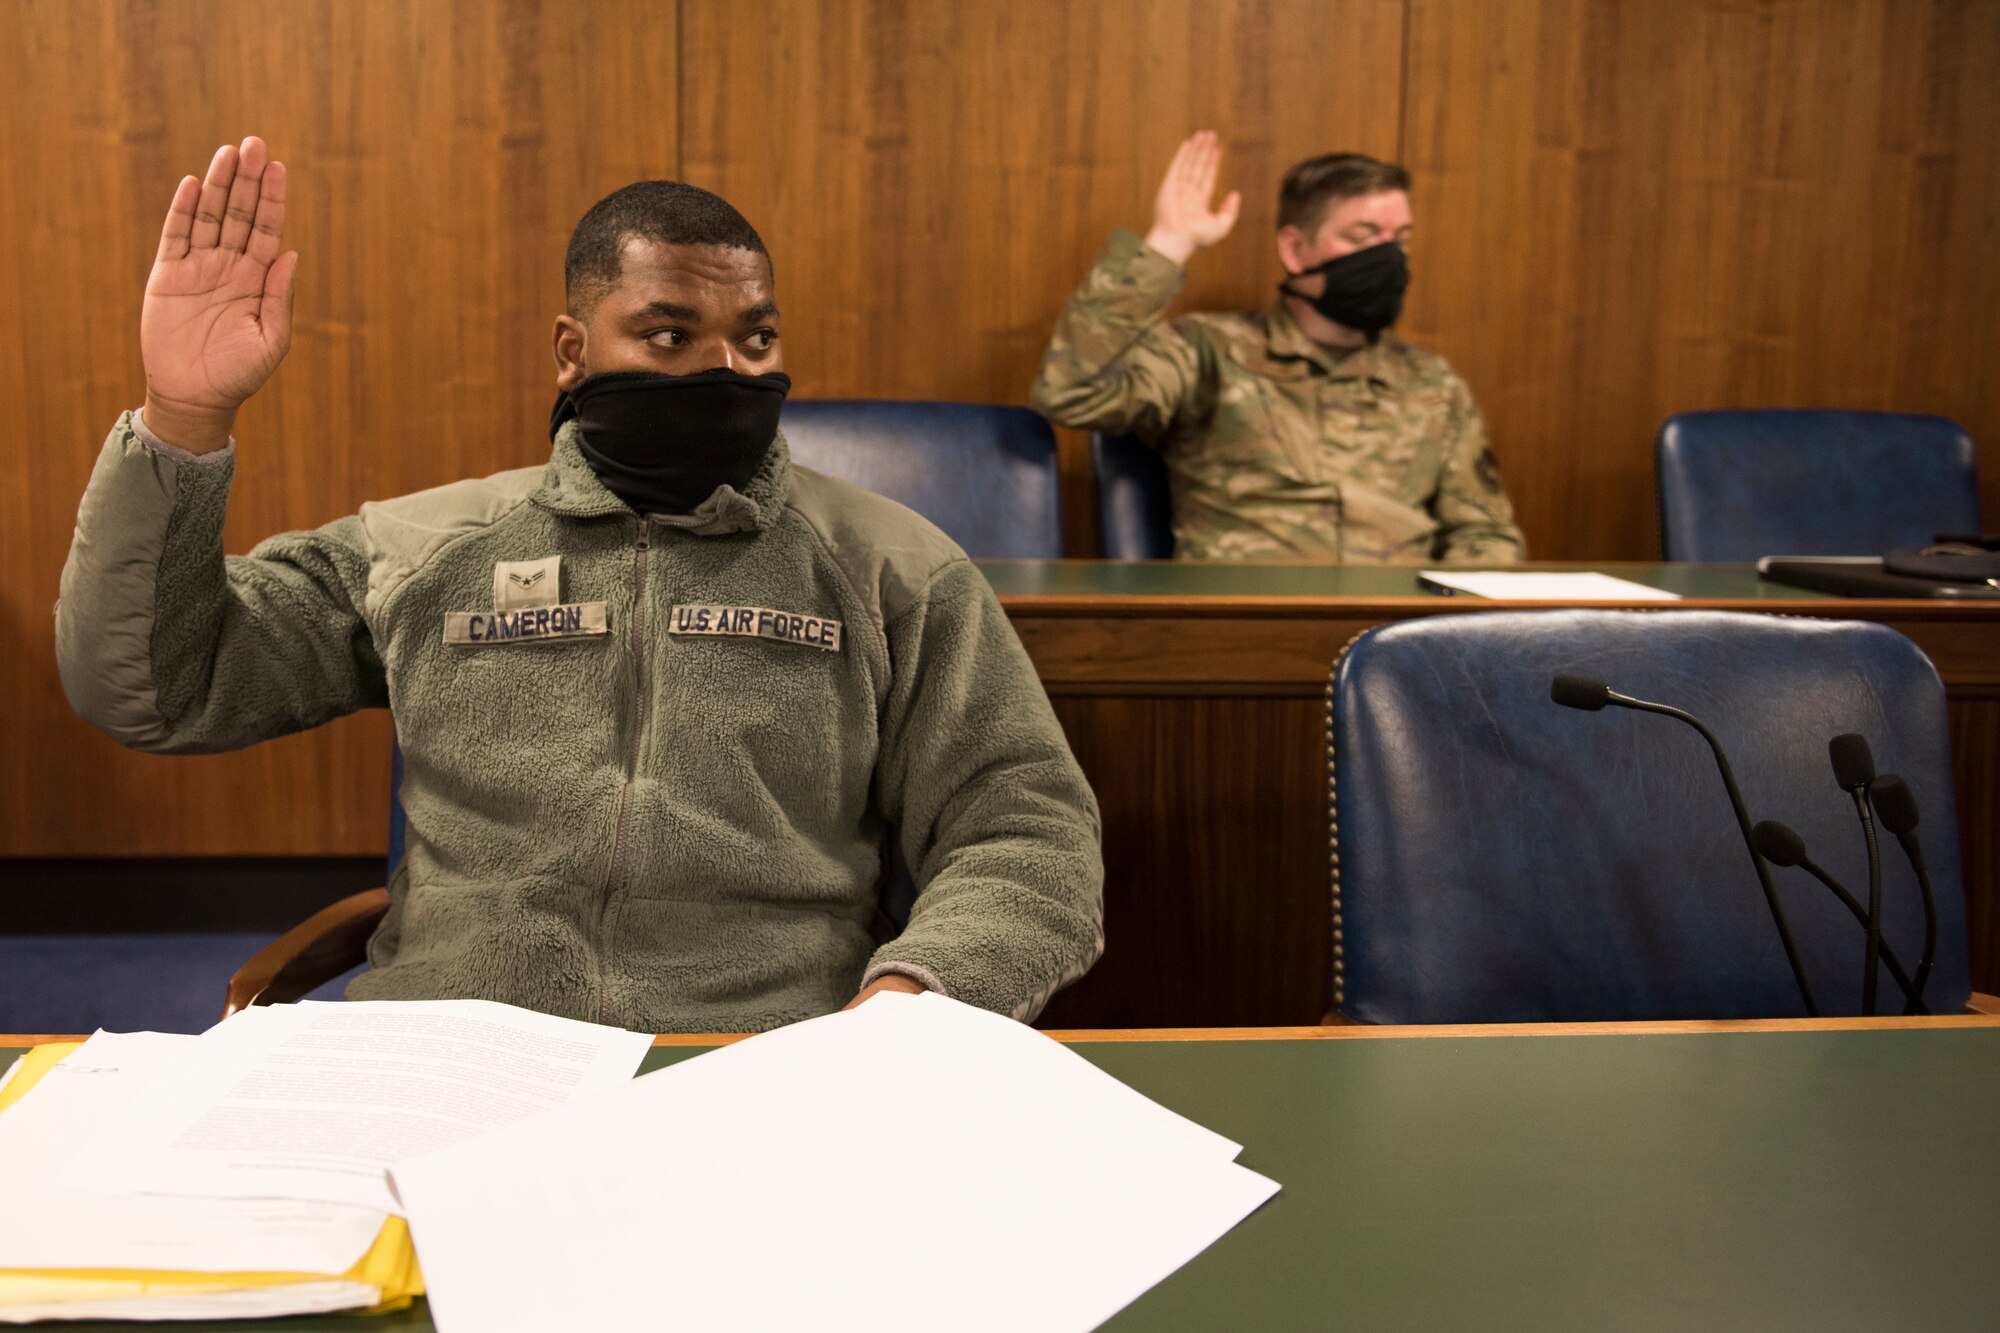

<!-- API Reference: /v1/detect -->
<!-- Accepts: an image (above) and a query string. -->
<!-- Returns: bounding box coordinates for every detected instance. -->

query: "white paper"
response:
[0,1032,387,1276]
[393,992,1279,1333]
[74,1000,653,1214]
[855,991,1245,1162]
[1419,570,1683,600]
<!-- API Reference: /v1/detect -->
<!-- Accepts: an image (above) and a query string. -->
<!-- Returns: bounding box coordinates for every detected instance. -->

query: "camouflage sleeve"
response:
[1029,228,1207,441]
[56,412,387,755]
[1430,374,1528,564]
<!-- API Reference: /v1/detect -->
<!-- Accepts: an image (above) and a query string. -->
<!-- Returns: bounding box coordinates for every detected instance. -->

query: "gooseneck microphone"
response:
[1750,820,1927,1014]
[1870,774,1937,1004]
[1548,674,1615,712]
[1830,734,1884,1015]
[1550,673,1820,1015]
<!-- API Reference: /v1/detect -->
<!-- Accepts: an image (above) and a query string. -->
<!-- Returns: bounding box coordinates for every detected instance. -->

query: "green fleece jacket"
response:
[56,412,1104,1031]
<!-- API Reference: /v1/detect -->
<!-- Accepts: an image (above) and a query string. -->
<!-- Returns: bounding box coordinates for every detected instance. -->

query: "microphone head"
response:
[1829,733,1876,791]
[1872,773,1920,835]
[1751,820,1808,867]
[1551,673,1612,711]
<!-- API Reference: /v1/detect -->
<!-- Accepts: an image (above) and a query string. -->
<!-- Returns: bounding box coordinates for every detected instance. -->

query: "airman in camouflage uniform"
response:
[1033,133,1524,564]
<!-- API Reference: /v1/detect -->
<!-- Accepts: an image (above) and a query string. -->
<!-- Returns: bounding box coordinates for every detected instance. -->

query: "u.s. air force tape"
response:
[668,604,842,653]
[443,602,609,645]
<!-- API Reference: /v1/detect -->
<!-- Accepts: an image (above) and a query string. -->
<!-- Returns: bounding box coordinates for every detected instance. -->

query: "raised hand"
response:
[140,137,299,453]
[1143,130,1241,268]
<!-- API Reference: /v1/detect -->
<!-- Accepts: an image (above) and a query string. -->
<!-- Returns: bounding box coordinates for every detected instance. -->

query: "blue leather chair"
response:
[780,401,1064,558]
[1656,410,1982,561]
[1328,609,1978,1023]
[1092,433,1174,560]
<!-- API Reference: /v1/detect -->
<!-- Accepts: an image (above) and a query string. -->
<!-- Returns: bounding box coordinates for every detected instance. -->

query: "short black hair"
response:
[564,180,769,316]
[1278,153,1412,234]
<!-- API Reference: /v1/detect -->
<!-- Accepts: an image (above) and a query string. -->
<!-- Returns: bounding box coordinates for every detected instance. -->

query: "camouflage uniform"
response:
[1032,229,1526,563]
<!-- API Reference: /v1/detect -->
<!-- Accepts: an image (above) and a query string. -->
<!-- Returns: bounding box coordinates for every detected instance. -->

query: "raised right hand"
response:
[1142,130,1241,268]
[140,137,298,453]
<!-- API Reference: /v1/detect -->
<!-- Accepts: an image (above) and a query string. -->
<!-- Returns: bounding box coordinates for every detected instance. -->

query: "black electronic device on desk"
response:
[1759,534,2000,599]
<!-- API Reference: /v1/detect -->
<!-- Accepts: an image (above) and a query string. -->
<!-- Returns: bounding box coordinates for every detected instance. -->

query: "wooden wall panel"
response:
[679,0,1408,553]
[1949,695,2000,995]
[0,0,677,854]
[1402,0,2000,560]
[1037,694,1334,1028]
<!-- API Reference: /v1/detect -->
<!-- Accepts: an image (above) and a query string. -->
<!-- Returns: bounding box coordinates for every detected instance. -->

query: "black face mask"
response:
[1279,241,1410,337]
[551,368,792,515]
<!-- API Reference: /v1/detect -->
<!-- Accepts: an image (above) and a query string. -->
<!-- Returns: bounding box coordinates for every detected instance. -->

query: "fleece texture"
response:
[56,413,1104,1031]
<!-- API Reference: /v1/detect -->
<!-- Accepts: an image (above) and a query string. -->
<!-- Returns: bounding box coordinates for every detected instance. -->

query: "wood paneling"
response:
[1402,0,2000,559]
[1037,695,1333,1027]
[0,0,677,853]
[678,0,1407,555]
[1949,696,2000,997]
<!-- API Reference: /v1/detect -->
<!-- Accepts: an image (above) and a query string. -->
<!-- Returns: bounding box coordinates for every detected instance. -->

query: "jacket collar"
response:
[531,422,794,536]
[1258,300,1411,390]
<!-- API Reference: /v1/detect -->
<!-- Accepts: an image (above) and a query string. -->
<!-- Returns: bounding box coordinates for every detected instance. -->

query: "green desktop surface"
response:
[972,560,1834,601]
[6,1026,1996,1331]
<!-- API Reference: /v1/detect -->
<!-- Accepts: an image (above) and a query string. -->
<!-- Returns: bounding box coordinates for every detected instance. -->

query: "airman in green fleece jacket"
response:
[56,137,1103,1032]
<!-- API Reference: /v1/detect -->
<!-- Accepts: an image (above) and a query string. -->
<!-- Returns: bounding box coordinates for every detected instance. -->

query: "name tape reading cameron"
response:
[444,603,609,644]
[669,604,843,653]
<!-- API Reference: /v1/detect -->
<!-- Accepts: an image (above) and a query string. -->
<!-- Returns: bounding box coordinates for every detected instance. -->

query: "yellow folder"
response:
[0,1043,423,1319]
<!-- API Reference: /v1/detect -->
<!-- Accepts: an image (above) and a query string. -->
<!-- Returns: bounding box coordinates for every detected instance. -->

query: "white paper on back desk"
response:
[1418,569,1682,600]
[390,991,1281,1333]
[72,998,653,1214]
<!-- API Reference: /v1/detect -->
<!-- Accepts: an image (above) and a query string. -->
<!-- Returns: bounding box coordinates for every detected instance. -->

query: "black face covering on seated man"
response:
[551,368,793,516]
[1279,241,1410,338]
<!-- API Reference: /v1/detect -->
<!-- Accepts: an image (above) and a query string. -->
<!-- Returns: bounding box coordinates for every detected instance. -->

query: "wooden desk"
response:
[8,1015,1998,1332]
[977,562,2000,1025]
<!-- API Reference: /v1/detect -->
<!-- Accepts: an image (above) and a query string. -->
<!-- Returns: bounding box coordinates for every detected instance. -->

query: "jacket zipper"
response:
[598,520,652,1023]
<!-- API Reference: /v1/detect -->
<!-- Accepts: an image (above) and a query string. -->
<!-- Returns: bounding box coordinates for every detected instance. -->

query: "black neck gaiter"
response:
[551,368,792,515]
[1279,241,1410,338]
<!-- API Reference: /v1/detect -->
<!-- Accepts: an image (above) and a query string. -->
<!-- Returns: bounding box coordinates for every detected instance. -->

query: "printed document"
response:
[0,1031,385,1276]
[393,992,1279,1332]
[74,999,652,1214]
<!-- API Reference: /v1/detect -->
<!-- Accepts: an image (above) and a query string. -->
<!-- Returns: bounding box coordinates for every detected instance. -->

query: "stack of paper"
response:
[73,999,655,1214]
[0,1033,409,1323]
[0,1000,652,1323]
[392,992,1280,1332]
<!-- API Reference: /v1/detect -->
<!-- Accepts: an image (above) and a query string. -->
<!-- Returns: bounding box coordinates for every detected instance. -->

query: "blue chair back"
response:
[779,401,1063,558]
[1329,610,1971,1023]
[1656,410,1981,561]
[1092,433,1174,560]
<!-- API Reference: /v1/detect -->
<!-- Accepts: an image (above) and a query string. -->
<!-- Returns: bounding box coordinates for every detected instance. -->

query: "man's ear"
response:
[552,315,589,391]
[1275,224,1309,276]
